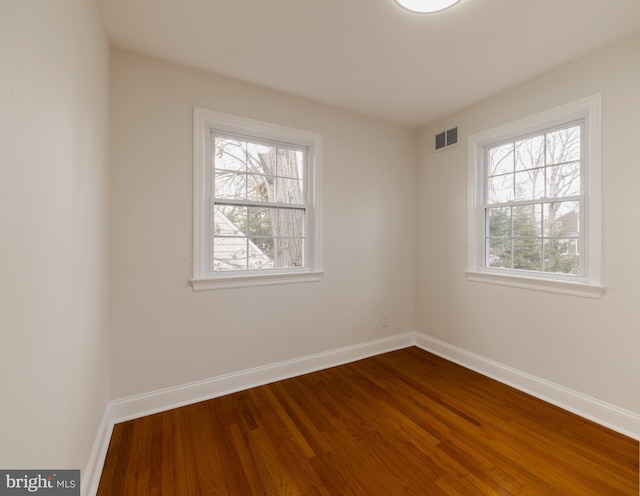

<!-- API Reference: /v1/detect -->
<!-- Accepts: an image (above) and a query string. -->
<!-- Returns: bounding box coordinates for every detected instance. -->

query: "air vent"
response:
[435,126,458,151]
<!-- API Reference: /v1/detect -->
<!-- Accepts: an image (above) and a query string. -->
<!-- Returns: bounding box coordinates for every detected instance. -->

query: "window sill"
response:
[191,270,324,291]
[465,270,604,299]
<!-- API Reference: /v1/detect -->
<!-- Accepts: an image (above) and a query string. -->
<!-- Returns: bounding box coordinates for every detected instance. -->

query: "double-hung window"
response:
[467,95,603,298]
[192,108,323,290]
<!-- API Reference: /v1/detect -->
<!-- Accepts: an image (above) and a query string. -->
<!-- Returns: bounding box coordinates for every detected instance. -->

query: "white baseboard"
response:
[414,333,640,440]
[109,331,640,436]
[82,404,114,496]
[110,332,415,423]
[87,332,640,496]
[87,330,638,496]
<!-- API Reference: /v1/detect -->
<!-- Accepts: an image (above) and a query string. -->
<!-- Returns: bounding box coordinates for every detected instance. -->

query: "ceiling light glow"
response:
[394,0,462,13]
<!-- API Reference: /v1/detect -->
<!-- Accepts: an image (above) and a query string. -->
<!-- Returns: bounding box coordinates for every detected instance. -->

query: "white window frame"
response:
[191,108,323,291]
[466,94,604,298]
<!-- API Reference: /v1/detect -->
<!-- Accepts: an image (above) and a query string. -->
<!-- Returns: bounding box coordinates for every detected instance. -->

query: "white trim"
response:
[414,333,640,440]
[467,94,603,295]
[191,270,324,291]
[465,270,604,298]
[82,405,113,496]
[110,333,415,423]
[108,331,638,439]
[192,108,323,291]
[88,331,638,494]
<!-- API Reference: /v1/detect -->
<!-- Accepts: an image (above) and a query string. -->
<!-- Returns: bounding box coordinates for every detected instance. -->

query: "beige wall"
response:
[417,33,640,414]
[109,49,417,399]
[3,6,633,477]
[0,0,110,470]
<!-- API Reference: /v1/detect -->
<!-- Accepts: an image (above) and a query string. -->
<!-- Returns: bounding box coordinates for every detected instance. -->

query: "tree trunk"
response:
[258,148,303,267]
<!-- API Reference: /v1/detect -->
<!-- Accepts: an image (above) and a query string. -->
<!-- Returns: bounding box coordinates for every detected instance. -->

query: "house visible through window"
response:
[192,109,323,290]
[467,95,603,298]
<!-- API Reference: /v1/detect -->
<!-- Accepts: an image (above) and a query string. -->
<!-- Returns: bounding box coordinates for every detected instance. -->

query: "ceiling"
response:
[98,0,640,127]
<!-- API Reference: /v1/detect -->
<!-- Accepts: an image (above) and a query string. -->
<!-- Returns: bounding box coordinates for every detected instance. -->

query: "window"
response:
[192,108,323,290]
[467,95,603,298]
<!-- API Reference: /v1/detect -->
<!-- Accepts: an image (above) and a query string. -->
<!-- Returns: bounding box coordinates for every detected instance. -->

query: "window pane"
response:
[214,171,246,200]
[544,201,579,237]
[214,205,247,235]
[247,142,276,175]
[513,204,542,237]
[246,174,273,202]
[248,238,274,269]
[277,208,304,237]
[513,238,542,271]
[546,162,580,198]
[277,178,304,204]
[247,206,276,237]
[546,125,580,165]
[197,111,320,283]
[515,135,545,171]
[214,137,246,171]
[487,207,511,237]
[488,174,514,204]
[487,237,511,269]
[514,169,544,201]
[276,238,304,268]
[213,237,248,271]
[544,239,579,275]
[489,143,513,176]
[277,148,304,179]
[471,106,594,283]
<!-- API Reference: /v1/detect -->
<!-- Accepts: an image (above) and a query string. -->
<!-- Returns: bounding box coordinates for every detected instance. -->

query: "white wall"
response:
[417,33,640,414]
[109,49,416,399]
[0,0,110,473]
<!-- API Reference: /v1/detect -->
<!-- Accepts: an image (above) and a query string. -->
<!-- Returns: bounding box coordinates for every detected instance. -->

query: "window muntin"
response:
[467,95,602,298]
[192,108,323,290]
[211,134,307,272]
[482,123,584,278]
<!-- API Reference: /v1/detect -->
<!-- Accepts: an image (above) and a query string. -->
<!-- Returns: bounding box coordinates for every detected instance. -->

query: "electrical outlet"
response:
[381,312,390,327]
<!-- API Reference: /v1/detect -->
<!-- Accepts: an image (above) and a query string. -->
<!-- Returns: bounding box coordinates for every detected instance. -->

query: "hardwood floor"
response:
[97,347,639,495]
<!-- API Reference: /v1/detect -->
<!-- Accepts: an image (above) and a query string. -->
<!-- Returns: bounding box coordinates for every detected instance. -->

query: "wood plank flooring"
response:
[97,347,639,495]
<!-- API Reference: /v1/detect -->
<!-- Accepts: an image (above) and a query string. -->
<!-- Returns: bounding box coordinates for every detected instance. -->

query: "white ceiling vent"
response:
[435,127,458,151]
